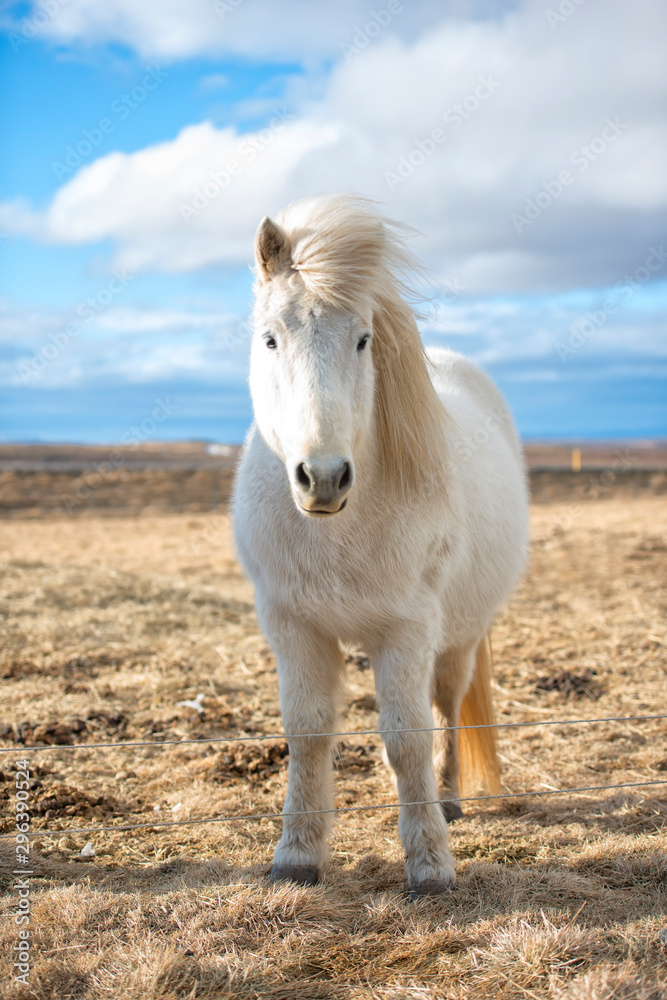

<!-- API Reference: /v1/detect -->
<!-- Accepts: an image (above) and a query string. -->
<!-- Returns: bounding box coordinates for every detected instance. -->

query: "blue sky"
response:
[1,0,666,443]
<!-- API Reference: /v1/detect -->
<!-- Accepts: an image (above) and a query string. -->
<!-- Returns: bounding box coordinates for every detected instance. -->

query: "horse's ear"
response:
[255,216,292,279]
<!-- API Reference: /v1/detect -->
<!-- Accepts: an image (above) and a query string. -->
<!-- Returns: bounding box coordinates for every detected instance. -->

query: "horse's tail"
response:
[458,635,502,797]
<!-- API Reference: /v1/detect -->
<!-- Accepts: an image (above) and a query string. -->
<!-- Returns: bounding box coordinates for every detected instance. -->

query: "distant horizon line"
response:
[1,437,666,448]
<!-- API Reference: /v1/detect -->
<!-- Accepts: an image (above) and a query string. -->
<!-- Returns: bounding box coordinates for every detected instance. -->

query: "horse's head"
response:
[249,215,375,518]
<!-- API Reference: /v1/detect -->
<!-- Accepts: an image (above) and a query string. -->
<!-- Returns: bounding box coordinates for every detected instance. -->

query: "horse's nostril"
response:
[296,462,312,490]
[295,458,353,498]
[338,461,352,491]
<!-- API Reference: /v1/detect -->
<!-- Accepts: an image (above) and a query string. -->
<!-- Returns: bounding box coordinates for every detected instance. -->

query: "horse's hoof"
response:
[269,864,319,886]
[408,879,454,900]
[440,800,464,823]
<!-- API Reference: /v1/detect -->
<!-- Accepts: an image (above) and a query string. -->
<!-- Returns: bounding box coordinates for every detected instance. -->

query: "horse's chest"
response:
[261,521,446,642]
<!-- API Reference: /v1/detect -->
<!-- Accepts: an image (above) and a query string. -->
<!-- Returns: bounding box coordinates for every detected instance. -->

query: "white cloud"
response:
[3,276,666,392]
[8,0,479,62]
[0,302,64,343]
[1,117,341,273]
[1,298,251,388]
[92,306,228,334]
[3,1,667,293]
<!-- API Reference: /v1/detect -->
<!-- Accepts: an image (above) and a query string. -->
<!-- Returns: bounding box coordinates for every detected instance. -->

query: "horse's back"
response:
[426,347,529,618]
[427,347,523,465]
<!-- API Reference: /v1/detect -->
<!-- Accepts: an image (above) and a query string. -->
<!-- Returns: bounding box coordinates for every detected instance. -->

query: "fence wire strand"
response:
[2,779,666,841]
[1,713,666,755]
[2,713,666,843]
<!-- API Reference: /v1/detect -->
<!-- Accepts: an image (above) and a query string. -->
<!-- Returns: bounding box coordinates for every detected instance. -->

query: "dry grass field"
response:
[0,492,666,998]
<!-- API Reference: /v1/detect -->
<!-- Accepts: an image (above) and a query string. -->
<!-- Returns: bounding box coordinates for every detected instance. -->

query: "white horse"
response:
[233,194,528,897]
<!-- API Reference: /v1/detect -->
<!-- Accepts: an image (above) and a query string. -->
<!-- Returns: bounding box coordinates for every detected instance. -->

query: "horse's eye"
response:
[264,334,277,350]
[357,334,370,352]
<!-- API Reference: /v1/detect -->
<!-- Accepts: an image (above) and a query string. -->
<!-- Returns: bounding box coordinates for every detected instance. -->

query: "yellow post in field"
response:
[571,447,581,473]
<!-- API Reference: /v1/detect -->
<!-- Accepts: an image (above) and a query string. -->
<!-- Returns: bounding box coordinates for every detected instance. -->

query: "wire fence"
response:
[2,711,666,842]
[2,712,666,755]
[3,780,667,842]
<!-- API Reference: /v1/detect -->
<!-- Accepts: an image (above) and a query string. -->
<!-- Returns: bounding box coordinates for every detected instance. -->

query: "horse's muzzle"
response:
[291,456,354,516]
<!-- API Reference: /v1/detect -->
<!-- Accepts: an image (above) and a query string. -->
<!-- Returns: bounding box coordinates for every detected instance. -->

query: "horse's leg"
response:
[374,647,456,897]
[432,644,476,822]
[268,622,344,886]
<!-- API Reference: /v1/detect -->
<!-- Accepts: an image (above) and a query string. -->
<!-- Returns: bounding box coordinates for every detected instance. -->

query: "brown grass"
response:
[0,495,666,998]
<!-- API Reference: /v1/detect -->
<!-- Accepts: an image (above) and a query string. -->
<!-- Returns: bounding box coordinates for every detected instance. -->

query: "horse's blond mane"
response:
[274,194,450,500]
